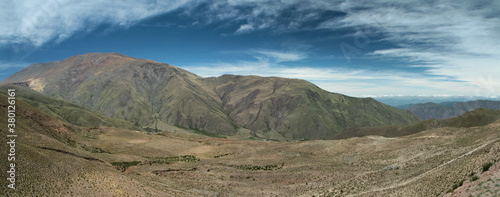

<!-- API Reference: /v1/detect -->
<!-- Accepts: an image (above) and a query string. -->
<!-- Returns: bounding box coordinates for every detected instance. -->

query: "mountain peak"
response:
[1,53,421,140]
[61,52,158,67]
[0,52,185,88]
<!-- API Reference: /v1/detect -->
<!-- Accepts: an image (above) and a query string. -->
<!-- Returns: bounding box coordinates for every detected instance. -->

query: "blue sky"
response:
[1,0,499,97]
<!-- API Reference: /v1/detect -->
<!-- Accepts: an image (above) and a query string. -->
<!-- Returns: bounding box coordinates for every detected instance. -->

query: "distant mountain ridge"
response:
[375,96,500,107]
[405,100,500,120]
[0,52,421,140]
[334,108,500,139]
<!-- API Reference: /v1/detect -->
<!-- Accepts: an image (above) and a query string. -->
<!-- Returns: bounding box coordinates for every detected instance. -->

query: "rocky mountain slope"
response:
[1,91,498,196]
[0,52,420,140]
[406,100,500,120]
[0,93,171,196]
[203,75,420,139]
[0,84,140,130]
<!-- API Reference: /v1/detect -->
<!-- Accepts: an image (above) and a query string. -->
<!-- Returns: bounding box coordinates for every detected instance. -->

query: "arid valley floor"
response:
[1,95,499,196]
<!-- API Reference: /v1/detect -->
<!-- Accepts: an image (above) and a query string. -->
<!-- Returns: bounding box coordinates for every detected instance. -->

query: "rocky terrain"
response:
[0,92,498,196]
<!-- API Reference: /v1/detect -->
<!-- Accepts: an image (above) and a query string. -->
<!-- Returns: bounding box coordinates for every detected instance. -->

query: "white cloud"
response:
[0,0,193,47]
[183,49,306,76]
[251,50,307,62]
[2,0,499,97]
[331,0,500,97]
[182,48,479,97]
[186,0,500,96]
[185,58,478,97]
[235,24,254,34]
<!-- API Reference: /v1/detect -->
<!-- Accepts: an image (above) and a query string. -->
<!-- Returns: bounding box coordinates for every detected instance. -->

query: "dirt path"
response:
[348,137,500,196]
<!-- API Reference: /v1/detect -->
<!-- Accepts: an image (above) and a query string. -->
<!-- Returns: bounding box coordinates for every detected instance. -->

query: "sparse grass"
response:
[84,133,97,139]
[2,91,500,196]
[81,144,106,153]
[0,85,140,130]
[176,125,226,138]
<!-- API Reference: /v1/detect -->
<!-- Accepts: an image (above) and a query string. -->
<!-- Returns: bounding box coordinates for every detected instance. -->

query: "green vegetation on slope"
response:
[334,108,500,139]
[203,75,421,140]
[0,53,421,140]
[0,84,140,130]
[1,92,499,196]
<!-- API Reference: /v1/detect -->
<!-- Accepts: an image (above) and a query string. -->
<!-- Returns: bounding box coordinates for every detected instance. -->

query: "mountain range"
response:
[1,53,499,196]
[375,96,500,107]
[1,53,420,140]
[1,85,499,196]
[403,100,500,120]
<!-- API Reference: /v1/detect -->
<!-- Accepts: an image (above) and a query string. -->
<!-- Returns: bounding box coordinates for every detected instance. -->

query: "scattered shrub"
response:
[482,162,493,173]
[471,175,479,181]
[146,155,200,164]
[214,153,234,158]
[229,162,284,171]
[111,161,142,172]
[66,138,76,147]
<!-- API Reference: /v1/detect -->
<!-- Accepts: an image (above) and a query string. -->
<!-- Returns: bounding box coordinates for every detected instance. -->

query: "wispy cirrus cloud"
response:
[182,48,477,96]
[331,0,500,97]
[0,0,343,47]
[251,49,307,63]
[186,0,500,97]
[2,0,499,97]
[185,58,476,96]
[183,49,306,76]
[0,0,194,47]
